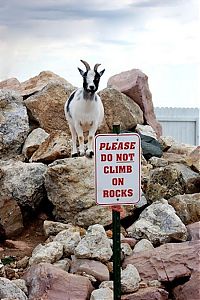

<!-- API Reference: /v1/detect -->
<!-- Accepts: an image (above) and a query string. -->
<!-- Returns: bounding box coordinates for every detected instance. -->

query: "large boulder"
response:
[121,287,168,300]
[172,271,200,300]
[0,160,47,216]
[24,82,75,133]
[23,262,94,300]
[21,70,73,97]
[45,157,135,227]
[168,193,200,225]
[98,88,144,133]
[0,90,29,159]
[127,199,188,245]
[123,240,200,283]
[107,69,162,137]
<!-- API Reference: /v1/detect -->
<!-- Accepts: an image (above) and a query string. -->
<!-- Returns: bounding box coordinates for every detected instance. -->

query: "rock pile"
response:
[0,70,199,299]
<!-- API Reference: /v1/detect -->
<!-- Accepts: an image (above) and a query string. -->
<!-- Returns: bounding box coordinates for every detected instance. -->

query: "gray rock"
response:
[70,255,110,282]
[53,229,81,256]
[0,160,47,212]
[53,258,71,272]
[121,243,133,259]
[0,277,27,300]
[43,220,84,237]
[11,279,28,295]
[0,90,29,159]
[149,156,168,168]
[90,287,113,300]
[99,281,113,290]
[75,224,113,262]
[127,199,188,245]
[133,239,154,253]
[22,128,49,159]
[29,241,63,265]
[121,264,141,293]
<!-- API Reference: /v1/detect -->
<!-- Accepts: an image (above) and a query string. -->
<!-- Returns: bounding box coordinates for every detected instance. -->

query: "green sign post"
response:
[112,122,121,300]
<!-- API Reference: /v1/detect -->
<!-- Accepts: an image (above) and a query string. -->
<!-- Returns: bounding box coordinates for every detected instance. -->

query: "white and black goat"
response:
[64,60,105,158]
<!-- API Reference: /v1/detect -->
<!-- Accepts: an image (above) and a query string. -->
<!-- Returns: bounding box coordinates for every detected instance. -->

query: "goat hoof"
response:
[86,151,94,158]
[72,153,79,158]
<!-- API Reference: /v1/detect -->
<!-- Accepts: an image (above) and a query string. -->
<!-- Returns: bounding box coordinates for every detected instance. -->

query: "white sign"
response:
[95,133,141,205]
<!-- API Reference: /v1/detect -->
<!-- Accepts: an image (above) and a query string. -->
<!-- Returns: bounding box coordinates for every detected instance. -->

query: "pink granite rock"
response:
[23,262,94,300]
[107,69,162,137]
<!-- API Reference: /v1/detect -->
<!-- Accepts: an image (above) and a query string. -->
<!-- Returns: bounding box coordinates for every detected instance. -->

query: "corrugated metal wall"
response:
[154,107,200,145]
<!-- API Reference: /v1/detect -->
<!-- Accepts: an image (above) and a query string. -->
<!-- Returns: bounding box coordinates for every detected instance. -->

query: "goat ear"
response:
[99,69,105,77]
[78,67,85,77]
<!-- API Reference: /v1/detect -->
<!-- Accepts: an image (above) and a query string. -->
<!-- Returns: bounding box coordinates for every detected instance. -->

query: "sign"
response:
[95,133,141,205]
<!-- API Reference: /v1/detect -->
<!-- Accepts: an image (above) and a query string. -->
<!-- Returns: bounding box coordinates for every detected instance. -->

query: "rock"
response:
[53,258,71,272]
[22,128,49,159]
[186,146,200,172]
[159,135,176,151]
[140,134,163,160]
[11,279,28,295]
[120,238,138,248]
[149,157,168,168]
[21,70,73,97]
[75,224,113,263]
[0,277,27,300]
[121,264,141,293]
[162,152,187,164]
[45,157,95,223]
[70,255,110,282]
[16,256,29,269]
[0,90,29,159]
[123,241,200,282]
[136,124,157,139]
[146,165,185,202]
[170,163,200,194]
[99,281,113,290]
[134,193,148,209]
[121,287,168,300]
[168,142,196,156]
[43,220,85,237]
[0,197,23,238]
[24,82,74,133]
[30,130,71,163]
[0,160,47,214]
[168,193,200,225]
[29,241,63,265]
[172,270,200,300]
[121,243,133,259]
[0,78,22,93]
[107,69,162,137]
[4,240,31,251]
[53,229,81,256]
[127,199,187,245]
[90,287,113,300]
[133,239,154,253]
[186,222,200,240]
[23,262,93,300]
[98,88,144,133]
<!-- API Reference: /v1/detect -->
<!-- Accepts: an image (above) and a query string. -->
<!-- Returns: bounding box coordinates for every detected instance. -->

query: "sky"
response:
[0,0,199,108]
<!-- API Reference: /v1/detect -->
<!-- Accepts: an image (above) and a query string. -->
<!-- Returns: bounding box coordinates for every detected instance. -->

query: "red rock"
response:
[121,287,168,300]
[0,198,24,238]
[107,69,162,137]
[186,222,200,241]
[186,146,200,172]
[121,238,138,248]
[123,241,200,283]
[172,271,200,300]
[5,240,31,251]
[23,262,94,300]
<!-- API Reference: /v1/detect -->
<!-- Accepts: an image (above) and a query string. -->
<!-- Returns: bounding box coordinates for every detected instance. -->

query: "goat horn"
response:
[80,60,91,71]
[94,63,101,72]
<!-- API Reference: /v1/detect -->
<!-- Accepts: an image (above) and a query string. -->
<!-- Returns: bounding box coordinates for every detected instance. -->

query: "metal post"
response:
[112,122,121,300]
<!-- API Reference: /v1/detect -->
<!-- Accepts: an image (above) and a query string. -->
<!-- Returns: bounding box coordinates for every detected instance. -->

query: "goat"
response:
[64,60,105,158]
